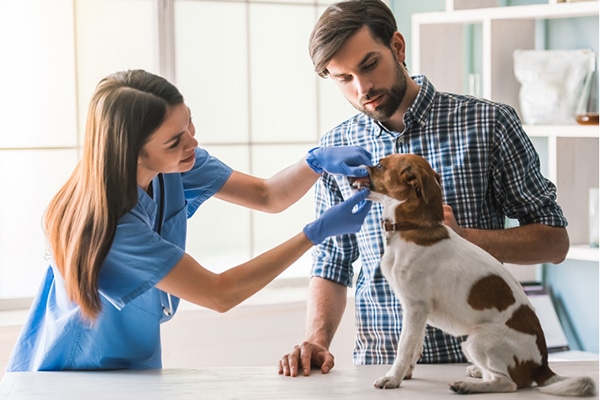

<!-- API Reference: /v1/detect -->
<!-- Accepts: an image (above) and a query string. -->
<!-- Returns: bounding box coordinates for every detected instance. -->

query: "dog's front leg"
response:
[374,303,429,389]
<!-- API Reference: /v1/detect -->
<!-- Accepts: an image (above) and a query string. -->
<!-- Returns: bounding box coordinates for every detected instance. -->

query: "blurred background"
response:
[0,0,597,375]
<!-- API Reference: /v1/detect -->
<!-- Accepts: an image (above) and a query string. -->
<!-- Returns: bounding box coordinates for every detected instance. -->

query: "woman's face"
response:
[137,102,198,189]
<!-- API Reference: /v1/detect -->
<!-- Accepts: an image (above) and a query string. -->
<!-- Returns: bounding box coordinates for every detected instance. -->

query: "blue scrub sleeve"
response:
[182,148,233,217]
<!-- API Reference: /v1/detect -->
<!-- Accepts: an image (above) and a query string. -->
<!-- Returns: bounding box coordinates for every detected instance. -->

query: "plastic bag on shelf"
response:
[513,49,596,125]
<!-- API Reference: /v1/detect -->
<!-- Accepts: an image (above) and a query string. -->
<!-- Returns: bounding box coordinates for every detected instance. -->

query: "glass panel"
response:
[0,0,77,148]
[0,150,79,299]
[251,144,314,279]
[174,1,249,145]
[249,3,318,143]
[186,145,252,273]
[75,0,158,140]
[318,78,358,133]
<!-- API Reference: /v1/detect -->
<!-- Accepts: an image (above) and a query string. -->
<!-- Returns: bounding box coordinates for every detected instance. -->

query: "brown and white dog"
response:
[351,153,595,396]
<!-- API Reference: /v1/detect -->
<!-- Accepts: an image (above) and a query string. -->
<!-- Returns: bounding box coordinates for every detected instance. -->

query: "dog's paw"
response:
[374,375,402,389]
[449,381,471,394]
[466,365,482,378]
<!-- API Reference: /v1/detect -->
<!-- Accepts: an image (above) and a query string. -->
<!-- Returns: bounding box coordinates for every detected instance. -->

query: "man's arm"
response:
[443,205,570,265]
[278,277,347,377]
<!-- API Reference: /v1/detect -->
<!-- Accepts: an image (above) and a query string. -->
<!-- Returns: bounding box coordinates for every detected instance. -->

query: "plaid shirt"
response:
[311,75,567,365]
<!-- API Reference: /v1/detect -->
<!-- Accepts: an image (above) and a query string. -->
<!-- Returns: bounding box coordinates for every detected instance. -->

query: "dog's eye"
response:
[376,163,383,170]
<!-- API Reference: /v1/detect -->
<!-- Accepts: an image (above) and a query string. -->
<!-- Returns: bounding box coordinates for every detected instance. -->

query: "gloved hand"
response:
[303,189,372,245]
[306,146,372,177]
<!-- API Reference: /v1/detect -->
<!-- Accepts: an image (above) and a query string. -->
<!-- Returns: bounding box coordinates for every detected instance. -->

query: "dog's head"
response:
[351,154,445,226]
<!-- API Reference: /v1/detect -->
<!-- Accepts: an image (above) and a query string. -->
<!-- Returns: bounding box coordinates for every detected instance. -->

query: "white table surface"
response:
[1,361,598,399]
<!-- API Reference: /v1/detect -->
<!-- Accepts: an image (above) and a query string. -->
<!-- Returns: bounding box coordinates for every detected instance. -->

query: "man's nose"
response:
[355,76,374,98]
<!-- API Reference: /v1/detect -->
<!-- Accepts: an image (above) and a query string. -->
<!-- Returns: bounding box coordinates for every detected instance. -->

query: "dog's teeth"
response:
[349,177,371,190]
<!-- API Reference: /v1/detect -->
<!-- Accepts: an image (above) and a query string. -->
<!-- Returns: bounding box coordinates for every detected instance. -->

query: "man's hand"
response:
[443,204,466,237]
[277,341,335,377]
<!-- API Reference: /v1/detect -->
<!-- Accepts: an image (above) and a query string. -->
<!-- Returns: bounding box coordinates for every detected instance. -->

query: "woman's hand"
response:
[303,189,372,245]
[306,146,373,177]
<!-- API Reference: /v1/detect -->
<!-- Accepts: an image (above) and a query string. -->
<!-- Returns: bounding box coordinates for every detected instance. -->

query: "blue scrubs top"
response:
[7,148,232,371]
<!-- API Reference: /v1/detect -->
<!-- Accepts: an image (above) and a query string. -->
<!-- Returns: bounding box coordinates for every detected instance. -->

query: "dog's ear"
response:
[400,167,427,203]
[402,166,437,204]
[415,168,429,204]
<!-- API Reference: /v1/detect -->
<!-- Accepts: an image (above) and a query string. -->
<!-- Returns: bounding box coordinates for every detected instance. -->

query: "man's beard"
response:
[354,61,407,122]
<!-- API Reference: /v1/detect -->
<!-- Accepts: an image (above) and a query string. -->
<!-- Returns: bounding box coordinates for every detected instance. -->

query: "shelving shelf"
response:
[412,1,599,265]
[568,244,599,263]
[525,125,600,138]
[413,1,598,24]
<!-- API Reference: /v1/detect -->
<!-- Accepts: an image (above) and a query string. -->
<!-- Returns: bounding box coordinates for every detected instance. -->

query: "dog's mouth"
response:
[348,175,372,191]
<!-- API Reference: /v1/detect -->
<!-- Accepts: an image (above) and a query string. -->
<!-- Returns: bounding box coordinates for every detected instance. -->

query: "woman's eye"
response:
[169,138,181,149]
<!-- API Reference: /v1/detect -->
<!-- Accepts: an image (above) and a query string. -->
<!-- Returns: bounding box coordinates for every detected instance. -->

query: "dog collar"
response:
[381,219,401,232]
[381,219,423,232]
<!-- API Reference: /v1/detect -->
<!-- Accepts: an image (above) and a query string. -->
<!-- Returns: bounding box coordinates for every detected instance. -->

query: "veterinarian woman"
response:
[6,69,372,372]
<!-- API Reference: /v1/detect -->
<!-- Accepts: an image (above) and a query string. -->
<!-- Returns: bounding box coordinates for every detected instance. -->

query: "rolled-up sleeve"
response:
[491,105,567,227]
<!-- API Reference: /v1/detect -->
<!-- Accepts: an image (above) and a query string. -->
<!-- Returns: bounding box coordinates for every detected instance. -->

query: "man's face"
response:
[325,26,407,122]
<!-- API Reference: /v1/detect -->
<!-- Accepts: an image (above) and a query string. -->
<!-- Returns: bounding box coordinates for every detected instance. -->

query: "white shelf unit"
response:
[412,1,599,263]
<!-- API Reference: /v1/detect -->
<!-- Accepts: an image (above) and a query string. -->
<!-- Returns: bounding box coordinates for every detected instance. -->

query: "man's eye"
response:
[363,60,377,71]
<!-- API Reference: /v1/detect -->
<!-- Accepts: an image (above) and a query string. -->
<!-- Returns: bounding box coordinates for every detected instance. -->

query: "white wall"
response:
[0,0,357,301]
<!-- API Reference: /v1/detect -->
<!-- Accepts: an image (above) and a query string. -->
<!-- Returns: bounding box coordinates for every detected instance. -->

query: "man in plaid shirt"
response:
[278,0,569,377]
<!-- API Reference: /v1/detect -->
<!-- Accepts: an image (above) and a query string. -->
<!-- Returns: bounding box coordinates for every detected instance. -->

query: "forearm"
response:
[461,224,569,265]
[217,233,313,307]
[305,277,347,349]
[158,232,314,313]
[214,158,319,213]
[261,157,320,212]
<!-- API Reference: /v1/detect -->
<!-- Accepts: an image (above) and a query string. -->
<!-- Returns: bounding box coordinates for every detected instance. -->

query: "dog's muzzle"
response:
[348,176,371,190]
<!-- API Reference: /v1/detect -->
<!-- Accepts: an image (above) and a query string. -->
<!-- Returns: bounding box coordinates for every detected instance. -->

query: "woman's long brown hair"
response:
[44,70,184,320]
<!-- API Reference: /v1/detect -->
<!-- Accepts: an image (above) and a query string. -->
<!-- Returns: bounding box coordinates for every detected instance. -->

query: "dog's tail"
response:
[538,374,596,397]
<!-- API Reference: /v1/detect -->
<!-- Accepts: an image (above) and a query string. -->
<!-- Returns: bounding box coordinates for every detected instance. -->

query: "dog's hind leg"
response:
[449,330,518,394]
[466,365,483,378]
[450,375,517,394]
[374,305,429,389]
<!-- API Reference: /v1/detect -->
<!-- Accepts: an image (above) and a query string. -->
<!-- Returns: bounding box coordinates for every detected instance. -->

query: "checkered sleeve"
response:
[491,104,568,227]
[309,171,360,288]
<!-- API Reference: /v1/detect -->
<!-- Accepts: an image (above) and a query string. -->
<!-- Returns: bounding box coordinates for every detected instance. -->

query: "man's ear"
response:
[390,31,406,64]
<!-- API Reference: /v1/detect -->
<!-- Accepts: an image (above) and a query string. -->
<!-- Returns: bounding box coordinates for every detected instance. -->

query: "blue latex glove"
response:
[303,189,372,245]
[306,146,373,177]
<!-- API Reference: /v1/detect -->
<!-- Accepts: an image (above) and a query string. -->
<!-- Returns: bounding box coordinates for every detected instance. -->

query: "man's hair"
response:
[309,0,398,78]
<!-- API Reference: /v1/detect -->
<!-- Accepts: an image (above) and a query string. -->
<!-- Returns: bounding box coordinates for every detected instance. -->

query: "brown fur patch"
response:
[508,357,537,388]
[367,154,450,246]
[506,305,554,385]
[467,274,516,311]
[506,307,551,359]
[400,226,450,246]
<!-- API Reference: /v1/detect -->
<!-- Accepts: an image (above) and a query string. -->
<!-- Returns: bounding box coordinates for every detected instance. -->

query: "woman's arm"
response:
[212,146,373,213]
[156,232,313,312]
[213,157,319,213]
[156,189,371,312]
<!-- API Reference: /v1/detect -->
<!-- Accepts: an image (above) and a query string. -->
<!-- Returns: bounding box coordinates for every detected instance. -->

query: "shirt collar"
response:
[408,75,435,128]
